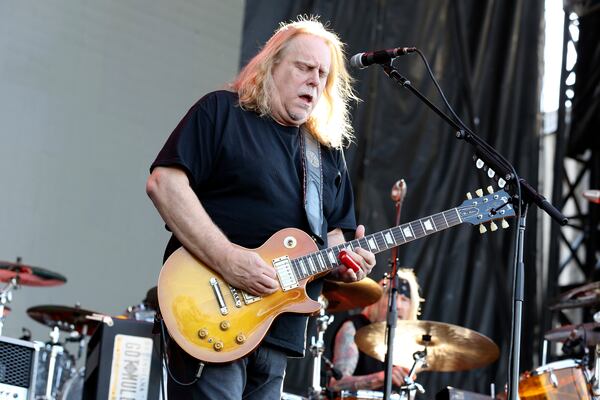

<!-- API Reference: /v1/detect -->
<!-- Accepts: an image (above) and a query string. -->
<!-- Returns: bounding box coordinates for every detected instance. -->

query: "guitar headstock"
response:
[459,187,515,233]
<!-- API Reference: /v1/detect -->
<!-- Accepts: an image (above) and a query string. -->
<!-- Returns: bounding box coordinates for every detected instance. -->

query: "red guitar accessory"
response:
[338,250,361,273]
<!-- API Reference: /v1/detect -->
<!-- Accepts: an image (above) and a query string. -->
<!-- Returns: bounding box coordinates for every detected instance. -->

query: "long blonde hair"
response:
[396,268,424,320]
[230,16,358,148]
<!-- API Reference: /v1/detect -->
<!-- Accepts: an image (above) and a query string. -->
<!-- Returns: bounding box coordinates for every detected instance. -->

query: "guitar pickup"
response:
[273,256,298,291]
[209,277,228,315]
[241,291,261,305]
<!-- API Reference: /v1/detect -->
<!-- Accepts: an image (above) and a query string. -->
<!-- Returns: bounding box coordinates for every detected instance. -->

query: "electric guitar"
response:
[158,189,515,363]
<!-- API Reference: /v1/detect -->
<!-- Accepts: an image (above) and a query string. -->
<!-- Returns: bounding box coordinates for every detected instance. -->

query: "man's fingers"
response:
[355,224,366,239]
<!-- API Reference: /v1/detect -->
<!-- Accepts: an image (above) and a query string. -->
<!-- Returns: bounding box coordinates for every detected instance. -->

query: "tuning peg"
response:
[487,186,494,194]
[498,178,506,188]
[466,192,473,200]
[487,168,496,178]
[501,219,509,229]
[475,189,483,197]
[476,158,484,169]
[479,224,487,234]
[490,221,498,231]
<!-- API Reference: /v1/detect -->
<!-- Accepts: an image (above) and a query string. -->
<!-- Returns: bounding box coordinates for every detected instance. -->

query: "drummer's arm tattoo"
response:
[329,321,382,391]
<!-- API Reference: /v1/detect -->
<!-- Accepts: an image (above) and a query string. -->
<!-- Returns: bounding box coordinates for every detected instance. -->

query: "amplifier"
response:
[83,318,162,400]
[436,386,493,400]
[0,336,38,400]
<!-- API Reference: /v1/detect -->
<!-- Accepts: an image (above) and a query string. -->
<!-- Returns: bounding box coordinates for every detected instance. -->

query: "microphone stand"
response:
[384,180,407,400]
[378,62,567,400]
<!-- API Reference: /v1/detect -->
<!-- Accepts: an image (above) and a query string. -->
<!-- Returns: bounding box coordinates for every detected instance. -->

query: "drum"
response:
[519,359,592,399]
[333,390,402,399]
[34,343,76,399]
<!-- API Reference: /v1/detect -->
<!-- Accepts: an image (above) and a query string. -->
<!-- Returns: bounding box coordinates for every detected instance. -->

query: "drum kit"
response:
[0,259,156,400]
[302,273,600,400]
[519,282,600,400]
[299,277,501,400]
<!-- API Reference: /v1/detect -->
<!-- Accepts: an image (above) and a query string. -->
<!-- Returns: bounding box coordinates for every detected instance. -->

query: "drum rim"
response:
[532,358,582,375]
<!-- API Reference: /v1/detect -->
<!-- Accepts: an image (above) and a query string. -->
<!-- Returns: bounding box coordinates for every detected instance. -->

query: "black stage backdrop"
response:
[240,0,543,396]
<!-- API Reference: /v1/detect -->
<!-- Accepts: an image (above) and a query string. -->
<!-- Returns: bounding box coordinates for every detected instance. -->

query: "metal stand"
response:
[0,277,19,336]
[507,204,528,400]
[44,326,63,399]
[308,298,334,400]
[384,180,407,400]
[383,273,400,400]
[379,60,567,399]
[399,348,427,399]
[592,344,600,397]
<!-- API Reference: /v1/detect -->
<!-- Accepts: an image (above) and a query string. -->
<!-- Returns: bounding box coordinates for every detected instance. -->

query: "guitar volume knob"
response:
[220,321,230,331]
[197,328,208,339]
[236,333,246,344]
[213,341,224,351]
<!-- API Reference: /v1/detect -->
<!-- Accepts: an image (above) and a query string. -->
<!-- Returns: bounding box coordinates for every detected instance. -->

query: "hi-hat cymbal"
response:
[322,278,383,313]
[544,323,600,346]
[27,305,100,335]
[355,320,500,372]
[0,261,67,287]
[549,281,600,310]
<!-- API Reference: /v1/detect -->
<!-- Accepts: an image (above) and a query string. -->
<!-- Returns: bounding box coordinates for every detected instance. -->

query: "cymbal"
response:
[322,278,383,313]
[549,281,600,310]
[27,305,100,335]
[355,320,500,372]
[0,261,67,287]
[544,323,600,346]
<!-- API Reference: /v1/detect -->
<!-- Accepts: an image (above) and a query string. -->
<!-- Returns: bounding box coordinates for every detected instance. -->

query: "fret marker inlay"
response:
[424,219,434,231]
[367,238,378,251]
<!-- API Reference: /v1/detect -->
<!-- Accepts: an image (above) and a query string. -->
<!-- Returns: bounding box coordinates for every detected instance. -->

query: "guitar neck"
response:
[290,208,464,281]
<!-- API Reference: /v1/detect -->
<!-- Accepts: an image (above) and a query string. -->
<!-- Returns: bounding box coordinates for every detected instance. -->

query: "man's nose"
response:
[307,69,319,86]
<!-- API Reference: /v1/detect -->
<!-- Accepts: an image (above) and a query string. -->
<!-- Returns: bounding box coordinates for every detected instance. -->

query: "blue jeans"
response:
[166,342,288,400]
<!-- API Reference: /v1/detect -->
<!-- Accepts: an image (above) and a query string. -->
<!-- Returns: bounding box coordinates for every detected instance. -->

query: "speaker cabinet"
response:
[83,319,162,400]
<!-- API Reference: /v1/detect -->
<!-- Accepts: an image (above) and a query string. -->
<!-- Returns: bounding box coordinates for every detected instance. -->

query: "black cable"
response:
[411,49,517,176]
[159,316,201,387]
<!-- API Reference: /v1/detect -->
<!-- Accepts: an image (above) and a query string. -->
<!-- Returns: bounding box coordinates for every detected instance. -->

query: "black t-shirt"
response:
[151,90,357,356]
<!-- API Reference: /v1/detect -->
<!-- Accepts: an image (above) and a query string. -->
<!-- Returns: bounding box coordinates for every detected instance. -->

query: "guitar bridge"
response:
[209,277,229,315]
[273,256,298,291]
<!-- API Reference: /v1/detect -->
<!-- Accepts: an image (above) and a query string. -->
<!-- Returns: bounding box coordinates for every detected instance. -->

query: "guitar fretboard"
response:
[289,208,463,281]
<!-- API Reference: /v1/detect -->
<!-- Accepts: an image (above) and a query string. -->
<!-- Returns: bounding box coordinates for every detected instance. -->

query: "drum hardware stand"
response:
[86,312,114,327]
[592,344,600,397]
[0,276,19,336]
[398,346,427,399]
[43,326,63,400]
[308,297,334,400]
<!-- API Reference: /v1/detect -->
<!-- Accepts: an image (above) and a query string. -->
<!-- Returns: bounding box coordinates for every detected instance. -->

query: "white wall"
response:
[0,0,244,344]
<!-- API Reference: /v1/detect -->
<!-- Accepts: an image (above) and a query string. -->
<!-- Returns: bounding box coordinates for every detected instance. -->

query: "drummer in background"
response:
[328,268,424,392]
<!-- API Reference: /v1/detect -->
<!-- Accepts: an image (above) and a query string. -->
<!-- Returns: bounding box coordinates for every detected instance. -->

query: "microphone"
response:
[350,47,416,69]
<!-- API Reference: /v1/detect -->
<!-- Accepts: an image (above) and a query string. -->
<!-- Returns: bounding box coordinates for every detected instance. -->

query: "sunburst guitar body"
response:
[158,189,515,363]
[158,228,324,363]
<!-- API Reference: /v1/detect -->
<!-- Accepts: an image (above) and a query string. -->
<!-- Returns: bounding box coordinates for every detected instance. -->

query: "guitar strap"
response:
[300,126,324,245]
